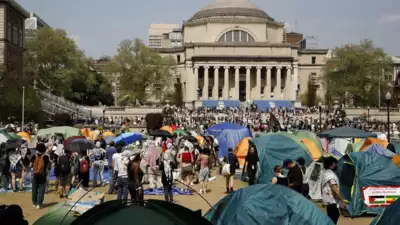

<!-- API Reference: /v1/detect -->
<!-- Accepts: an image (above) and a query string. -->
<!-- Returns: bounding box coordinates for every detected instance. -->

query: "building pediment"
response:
[184,17,284,28]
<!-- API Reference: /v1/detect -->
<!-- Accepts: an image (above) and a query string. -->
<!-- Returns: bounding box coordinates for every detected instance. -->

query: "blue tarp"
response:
[364,144,396,158]
[205,122,252,157]
[336,151,400,217]
[370,199,400,225]
[205,184,334,225]
[252,133,313,184]
[202,100,240,108]
[253,100,293,111]
[114,132,142,145]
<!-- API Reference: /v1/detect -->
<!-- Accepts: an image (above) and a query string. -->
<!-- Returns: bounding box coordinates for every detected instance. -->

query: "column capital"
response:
[246,66,252,70]
[286,66,292,70]
[234,66,241,70]
[214,66,220,69]
[266,66,272,70]
[193,65,199,69]
[256,66,262,70]
[204,66,210,69]
[224,66,230,70]
[276,66,282,70]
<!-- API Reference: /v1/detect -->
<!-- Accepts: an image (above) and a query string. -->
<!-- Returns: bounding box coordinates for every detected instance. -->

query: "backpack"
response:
[33,154,46,175]
[79,157,89,173]
[93,149,103,160]
[58,155,71,174]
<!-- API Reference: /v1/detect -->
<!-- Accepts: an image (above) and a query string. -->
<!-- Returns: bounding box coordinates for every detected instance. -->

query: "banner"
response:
[362,186,400,208]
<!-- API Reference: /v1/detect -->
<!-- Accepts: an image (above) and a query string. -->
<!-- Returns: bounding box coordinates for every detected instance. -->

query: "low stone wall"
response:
[344,108,400,122]
[86,106,163,117]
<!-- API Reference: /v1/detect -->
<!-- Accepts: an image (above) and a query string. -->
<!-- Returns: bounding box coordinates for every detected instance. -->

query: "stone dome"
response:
[188,0,273,22]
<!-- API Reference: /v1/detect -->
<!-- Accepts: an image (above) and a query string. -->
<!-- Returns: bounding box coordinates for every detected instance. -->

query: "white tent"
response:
[305,160,324,200]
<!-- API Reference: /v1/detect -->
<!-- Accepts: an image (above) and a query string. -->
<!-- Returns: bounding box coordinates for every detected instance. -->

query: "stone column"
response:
[246,66,251,101]
[193,66,199,101]
[293,63,299,100]
[235,66,240,100]
[203,66,209,100]
[265,66,271,99]
[275,66,282,100]
[256,66,262,100]
[213,66,219,100]
[224,66,229,99]
[286,67,292,100]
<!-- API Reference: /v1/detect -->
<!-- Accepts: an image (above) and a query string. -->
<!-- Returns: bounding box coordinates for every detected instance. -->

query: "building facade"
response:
[148,24,180,48]
[25,11,49,39]
[154,0,329,107]
[0,0,29,81]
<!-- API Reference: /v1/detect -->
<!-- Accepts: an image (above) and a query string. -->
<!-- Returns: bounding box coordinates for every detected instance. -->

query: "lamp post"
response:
[367,106,370,124]
[385,92,392,143]
[318,101,322,131]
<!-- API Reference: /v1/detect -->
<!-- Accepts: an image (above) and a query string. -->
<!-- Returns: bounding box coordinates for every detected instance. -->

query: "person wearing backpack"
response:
[57,149,72,198]
[296,157,310,198]
[91,141,106,187]
[78,150,91,190]
[30,143,50,209]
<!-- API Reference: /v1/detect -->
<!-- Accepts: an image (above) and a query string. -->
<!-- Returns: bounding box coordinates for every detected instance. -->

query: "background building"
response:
[148,24,180,48]
[25,11,49,38]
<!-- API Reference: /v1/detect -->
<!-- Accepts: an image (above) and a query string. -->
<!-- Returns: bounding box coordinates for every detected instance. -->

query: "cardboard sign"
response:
[362,186,400,208]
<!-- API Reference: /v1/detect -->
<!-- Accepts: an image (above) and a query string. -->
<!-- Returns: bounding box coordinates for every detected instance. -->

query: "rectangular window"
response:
[13,26,18,44]
[311,56,316,64]
[311,72,317,84]
[19,30,23,47]
[177,55,180,63]
[7,22,11,40]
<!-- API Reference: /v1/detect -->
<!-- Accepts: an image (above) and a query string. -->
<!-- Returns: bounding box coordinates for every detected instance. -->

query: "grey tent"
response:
[318,127,377,139]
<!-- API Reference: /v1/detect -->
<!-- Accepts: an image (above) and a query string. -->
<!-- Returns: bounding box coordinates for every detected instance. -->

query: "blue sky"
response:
[17,0,400,58]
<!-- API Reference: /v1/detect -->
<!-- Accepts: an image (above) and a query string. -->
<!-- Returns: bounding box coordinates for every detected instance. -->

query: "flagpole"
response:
[21,86,25,131]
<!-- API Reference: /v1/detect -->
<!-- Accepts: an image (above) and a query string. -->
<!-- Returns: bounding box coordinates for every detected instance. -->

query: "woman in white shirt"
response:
[115,150,131,201]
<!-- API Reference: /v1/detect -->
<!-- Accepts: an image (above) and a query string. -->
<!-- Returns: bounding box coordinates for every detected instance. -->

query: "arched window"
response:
[218,30,255,43]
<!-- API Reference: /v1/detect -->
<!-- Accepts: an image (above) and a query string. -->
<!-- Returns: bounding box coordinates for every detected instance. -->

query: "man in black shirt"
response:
[282,159,303,194]
[246,146,260,185]
[30,143,50,209]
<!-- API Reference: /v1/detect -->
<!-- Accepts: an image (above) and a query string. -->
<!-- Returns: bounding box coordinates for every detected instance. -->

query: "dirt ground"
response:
[0,176,373,225]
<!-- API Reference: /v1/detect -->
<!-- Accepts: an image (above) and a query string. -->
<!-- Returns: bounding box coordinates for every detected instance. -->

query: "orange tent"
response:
[301,138,322,161]
[81,128,90,138]
[17,132,31,143]
[360,138,388,152]
[392,155,400,167]
[234,137,251,167]
[196,136,204,144]
[160,126,173,134]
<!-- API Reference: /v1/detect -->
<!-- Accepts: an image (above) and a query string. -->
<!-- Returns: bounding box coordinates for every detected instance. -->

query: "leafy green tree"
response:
[322,39,393,107]
[106,38,176,104]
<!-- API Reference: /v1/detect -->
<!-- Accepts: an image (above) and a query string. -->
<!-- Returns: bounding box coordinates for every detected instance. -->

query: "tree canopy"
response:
[322,39,393,107]
[106,39,176,104]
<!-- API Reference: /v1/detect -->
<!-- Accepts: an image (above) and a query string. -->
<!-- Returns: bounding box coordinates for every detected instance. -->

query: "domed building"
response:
[155,0,329,108]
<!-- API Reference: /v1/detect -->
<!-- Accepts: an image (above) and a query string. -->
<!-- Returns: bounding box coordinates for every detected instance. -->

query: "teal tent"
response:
[370,199,400,225]
[336,150,400,217]
[318,127,377,138]
[205,184,334,225]
[252,133,313,184]
[33,202,77,225]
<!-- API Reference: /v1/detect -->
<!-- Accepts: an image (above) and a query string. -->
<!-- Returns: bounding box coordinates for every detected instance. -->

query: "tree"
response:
[300,76,319,107]
[322,40,393,107]
[106,39,176,104]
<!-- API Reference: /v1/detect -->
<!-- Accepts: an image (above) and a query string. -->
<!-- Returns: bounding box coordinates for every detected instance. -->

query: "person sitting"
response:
[271,165,289,186]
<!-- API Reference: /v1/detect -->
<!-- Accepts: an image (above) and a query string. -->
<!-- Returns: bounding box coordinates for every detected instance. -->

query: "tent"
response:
[301,138,323,160]
[360,138,388,152]
[370,199,400,225]
[233,137,251,167]
[32,202,77,225]
[0,130,13,144]
[305,158,325,200]
[252,133,312,184]
[205,184,334,225]
[336,150,400,217]
[205,122,252,157]
[71,200,212,225]
[318,127,377,139]
[295,130,324,152]
[37,126,81,139]
[114,132,142,145]
[345,142,363,154]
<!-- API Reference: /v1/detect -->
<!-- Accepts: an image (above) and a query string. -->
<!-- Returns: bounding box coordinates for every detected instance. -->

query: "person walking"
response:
[116,150,131,201]
[322,157,347,224]
[245,146,259,185]
[159,145,176,202]
[8,147,23,192]
[30,143,50,209]
[78,151,91,190]
[179,146,193,191]
[282,159,303,194]
[105,141,117,194]
[92,142,106,187]
[127,153,144,202]
[224,148,239,193]
[57,149,72,198]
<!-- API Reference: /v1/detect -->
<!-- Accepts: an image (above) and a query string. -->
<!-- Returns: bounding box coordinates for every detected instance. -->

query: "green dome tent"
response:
[295,130,324,153]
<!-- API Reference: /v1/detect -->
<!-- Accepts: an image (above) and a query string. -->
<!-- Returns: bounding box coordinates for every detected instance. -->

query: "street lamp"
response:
[318,101,322,131]
[385,92,392,142]
[367,106,370,124]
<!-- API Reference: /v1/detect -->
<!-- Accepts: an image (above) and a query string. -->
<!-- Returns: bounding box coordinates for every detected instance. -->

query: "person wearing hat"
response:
[282,159,303,194]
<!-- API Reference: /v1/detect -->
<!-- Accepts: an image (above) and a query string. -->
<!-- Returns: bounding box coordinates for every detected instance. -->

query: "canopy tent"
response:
[233,137,251,167]
[345,142,364,154]
[370,199,400,225]
[71,200,212,225]
[360,138,388,152]
[205,122,252,157]
[252,133,312,184]
[318,127,377,139]
[37,126,81,139]
[336,150,400,217]
[305,158,325,200]
[301,138,323,160]
[295,130,324,152]
[205,184,334,225]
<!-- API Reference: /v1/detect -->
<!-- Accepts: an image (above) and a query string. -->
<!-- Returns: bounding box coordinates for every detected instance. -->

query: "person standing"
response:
[296,157,310,198]
[197,148,210,194]
[78,151,91,190]
[282,159,303,194]
[8,147,23,192]
[245,146,260,185]
[30,143,50,209]
[127,153,144,202]
[321,157,346,224]
[225,148,239,193]
[92,142,106,187]
[116,150,131,201]
[271,165,289,186]
[159,145,176,202]
[57,149,72,198]
[179,146,194,191]
[106,141,117,194]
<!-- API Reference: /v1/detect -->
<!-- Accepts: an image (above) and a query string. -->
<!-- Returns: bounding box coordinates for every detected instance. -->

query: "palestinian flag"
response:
[369,196,386,204]
[269,112,281,127]
[386,196,400,204]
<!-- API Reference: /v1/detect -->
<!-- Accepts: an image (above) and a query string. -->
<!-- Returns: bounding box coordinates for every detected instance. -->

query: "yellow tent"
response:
[234,137,251,167]
[161,126,173,134]
[87,131,98,141]
[360,138,388,152]
[103,131,115,137]
[17,132,31,143]
[301,138,322,161]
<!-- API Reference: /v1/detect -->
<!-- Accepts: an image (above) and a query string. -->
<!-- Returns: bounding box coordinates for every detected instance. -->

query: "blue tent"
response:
[205,184,334,225]
[253,100,293,111]
[336,151,400,217]
[205,122,252,157]
[252,133,313,184]
[370,199,400,225]
[114,132,142,145]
